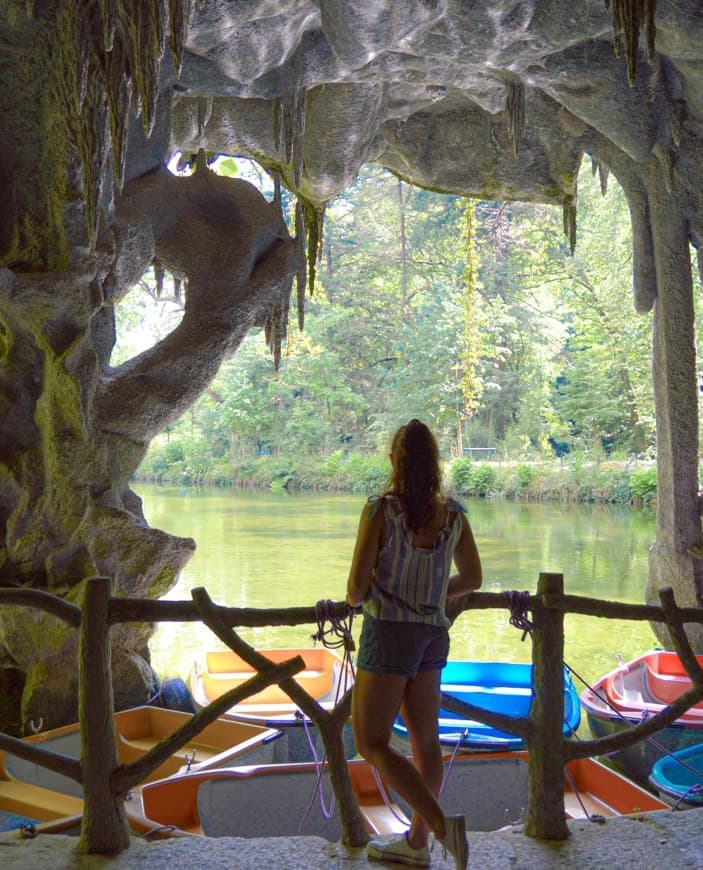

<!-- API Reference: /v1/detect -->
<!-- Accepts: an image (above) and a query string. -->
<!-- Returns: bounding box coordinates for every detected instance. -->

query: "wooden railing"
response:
[1,573,703,854]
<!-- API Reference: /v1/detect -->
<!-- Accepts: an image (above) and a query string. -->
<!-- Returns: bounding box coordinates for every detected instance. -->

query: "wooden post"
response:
[524,572,568,840]
[77,577,130,854]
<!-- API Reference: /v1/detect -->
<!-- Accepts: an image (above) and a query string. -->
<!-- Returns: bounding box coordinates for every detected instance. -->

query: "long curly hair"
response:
[386,419,441,532]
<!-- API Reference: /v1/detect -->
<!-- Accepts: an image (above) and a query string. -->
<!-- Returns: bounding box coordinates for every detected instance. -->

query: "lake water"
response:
[137,485,658,701]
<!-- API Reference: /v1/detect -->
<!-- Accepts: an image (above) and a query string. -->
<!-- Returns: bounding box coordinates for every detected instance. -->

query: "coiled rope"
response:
[296,600,357,832]
[503,590,533,641]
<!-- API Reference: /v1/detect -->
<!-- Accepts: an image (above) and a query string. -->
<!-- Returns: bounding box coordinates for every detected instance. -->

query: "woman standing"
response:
[347,419,482,869]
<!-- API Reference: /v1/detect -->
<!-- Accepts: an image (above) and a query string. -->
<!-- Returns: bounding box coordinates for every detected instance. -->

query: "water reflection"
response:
[137,486,657,696]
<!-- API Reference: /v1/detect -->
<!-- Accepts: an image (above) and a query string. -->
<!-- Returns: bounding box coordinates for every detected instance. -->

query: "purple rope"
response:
[296,599,357,832]
[503,590,533,641]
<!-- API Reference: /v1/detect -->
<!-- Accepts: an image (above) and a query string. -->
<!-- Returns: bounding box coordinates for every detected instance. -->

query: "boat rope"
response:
[563,765,606,824]
[503,590,533,641]
[439,728,470,796]
[295,598,358,833]
[296,717,337,831]
[503,599,700,818]
[671,782,703,810]
[565,660,703,808]
[311,599,356,654]
[370,766,413,825]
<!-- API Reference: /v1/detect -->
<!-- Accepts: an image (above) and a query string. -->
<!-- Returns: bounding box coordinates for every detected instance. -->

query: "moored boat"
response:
[0,705,281,835]
[126,750,667,840]
[648,742,703,809]
[392,660,581,751]
[580,649,703,784]
[189,647,356,761]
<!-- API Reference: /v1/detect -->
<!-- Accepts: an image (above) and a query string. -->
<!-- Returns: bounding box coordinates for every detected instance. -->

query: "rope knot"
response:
[311,599,355,652]
[503,590,533,641]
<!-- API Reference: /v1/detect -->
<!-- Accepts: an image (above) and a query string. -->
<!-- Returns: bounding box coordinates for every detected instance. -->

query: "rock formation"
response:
[1,0,702,730]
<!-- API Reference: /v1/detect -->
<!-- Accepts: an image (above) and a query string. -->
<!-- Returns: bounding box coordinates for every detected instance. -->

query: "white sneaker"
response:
[438,814,468,869]
[367,833,431,867]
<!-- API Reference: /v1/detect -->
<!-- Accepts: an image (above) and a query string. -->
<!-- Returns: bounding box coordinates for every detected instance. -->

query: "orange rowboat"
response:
[189,647,354,724]
[125,750,667,840]
[0,706,280,836]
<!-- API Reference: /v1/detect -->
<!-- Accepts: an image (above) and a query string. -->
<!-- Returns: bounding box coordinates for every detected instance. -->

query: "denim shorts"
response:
[356,614,449,677]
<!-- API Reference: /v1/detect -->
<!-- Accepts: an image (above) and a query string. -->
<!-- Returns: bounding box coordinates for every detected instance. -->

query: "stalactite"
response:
[264,296,291,371]
[698,248,703,286]
[57,0,195,248]
[292,87,307,189]
[294,199,307,331]
[303,201,326,298]
[168,0,194,75]
[598,163,609,196]
[197,96,213,141]
[272,97,282,154]
[563,201,577,255]
[606,0,657,85]
[590,157,609,194]
[153,259,165,296]
[505,81,525,158]
[271,88,307,187]
[99,0,117,52]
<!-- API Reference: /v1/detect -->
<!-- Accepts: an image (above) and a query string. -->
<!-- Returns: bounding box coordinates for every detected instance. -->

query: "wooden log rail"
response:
[1,574,703,853]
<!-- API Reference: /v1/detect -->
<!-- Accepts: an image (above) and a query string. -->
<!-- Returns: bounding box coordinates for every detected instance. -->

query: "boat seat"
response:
[645,668,693,706]
[563,791,616,820]
[200,669,333,705]
[0,780,83,822]
[359,801,410,835]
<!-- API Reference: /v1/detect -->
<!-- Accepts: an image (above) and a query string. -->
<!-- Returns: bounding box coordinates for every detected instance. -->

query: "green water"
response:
[137,485,657,695]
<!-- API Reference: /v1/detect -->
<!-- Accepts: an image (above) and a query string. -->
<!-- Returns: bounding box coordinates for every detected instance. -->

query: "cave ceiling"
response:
[1,0,702,303]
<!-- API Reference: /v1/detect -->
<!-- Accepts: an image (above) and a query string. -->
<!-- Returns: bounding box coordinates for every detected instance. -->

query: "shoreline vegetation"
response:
[134,450,658,508]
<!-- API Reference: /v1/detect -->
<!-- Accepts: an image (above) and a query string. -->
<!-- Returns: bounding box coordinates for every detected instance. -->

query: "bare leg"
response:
[400,668,444,849]
[352,668,446,840]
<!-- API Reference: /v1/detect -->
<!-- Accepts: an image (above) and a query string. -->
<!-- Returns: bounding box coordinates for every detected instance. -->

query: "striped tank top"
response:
[362,494,465,627]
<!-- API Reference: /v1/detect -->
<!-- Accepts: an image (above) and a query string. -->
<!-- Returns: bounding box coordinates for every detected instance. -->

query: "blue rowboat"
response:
[391,660,581,751]
[648,742,703,808]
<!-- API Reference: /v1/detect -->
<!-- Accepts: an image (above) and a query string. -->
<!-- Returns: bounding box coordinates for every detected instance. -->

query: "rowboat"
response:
[189,647,356,761]
[580,649,703,784]
[0,705,280,835]
[648,742,703,809]
[126,750,667,840]
[392,660,581,751]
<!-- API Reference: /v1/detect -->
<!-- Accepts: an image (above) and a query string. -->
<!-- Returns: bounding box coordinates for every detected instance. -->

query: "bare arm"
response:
[446,512,482,599]
[346,502,385,607]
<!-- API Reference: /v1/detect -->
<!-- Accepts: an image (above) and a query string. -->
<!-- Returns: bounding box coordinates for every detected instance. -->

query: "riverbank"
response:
[2,807,702,868]
[134,453,658,508]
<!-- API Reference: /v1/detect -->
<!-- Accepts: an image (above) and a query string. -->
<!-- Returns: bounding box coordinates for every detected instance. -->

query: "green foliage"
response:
[450,458,473,493]
[450,460,497,497]
[629,467,657,505]
[115,158,659,500]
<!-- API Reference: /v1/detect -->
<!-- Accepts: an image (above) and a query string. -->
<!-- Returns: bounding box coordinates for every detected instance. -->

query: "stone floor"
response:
[1,807,702,869]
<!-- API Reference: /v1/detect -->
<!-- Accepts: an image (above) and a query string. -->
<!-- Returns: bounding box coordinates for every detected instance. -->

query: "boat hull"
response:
[581,649,703,784]
[648,742,703,809]
[0,705,280,835]
[189,647,357,762]
[128,750,666,840]
[392,660,581,752]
